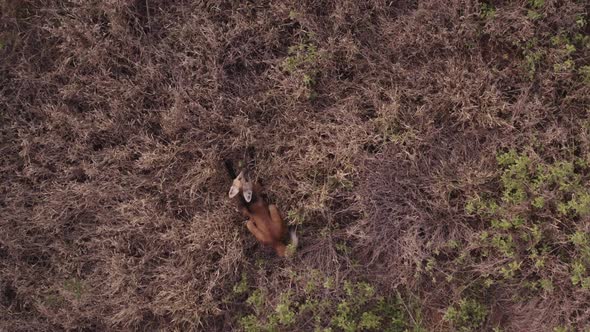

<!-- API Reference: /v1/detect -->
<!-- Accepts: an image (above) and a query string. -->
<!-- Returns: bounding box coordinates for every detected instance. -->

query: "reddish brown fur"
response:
[238,184,289,257]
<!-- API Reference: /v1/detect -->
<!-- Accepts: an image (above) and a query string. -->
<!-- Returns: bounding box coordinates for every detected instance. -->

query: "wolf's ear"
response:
[243,190,252,203]
[242,181,253,202]
[229,176,242,198]
[229,184,240,198]
[235,170,245,182]
[229,170,245,198]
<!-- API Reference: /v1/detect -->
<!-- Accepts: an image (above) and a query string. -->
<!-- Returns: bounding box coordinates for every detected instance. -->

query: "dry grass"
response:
[1,0,589,331]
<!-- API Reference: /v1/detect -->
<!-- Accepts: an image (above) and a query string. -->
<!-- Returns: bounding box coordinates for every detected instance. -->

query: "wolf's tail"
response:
[273,229,299,257]
[289,229,298,252]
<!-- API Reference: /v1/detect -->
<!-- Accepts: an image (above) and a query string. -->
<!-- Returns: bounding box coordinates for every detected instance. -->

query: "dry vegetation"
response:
[1,0,589,331]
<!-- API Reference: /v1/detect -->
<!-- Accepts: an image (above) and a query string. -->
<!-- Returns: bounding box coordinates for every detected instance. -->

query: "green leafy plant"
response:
[443,298,488,332]
[461,149,590,306]
[527,0,545,20]
[43,293,65,308]
[497,150,531,204]
[63,278,84,299]
[480,3,496,20]
[238,273,421,332]
[280,39,322,99]
[579,65,590,83]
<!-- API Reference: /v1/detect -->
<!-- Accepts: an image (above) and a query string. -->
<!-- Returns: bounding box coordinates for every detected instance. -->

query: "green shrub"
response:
[238,273,422,332]
[443,298,488,332]
[480,3,496,20]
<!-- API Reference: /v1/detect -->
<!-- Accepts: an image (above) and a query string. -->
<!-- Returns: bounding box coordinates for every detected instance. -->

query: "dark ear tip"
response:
[224,159,237,179]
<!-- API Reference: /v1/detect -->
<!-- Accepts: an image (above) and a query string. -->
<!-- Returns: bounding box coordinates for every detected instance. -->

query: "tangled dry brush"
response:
[1,0,589,331]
